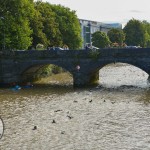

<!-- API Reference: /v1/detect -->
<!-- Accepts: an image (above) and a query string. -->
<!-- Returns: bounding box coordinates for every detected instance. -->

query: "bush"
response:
[36,43,44,50]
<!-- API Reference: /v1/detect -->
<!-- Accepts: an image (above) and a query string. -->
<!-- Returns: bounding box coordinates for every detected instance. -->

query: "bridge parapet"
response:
[0,49,92,59]
[1,48,150,60]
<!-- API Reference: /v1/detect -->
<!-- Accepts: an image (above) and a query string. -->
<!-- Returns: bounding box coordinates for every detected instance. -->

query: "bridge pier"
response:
[0,60,21,84]
[147,74,150,82]
[73,70,99,87]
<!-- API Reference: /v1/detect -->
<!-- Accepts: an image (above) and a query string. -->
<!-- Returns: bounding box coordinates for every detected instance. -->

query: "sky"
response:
[41,0,150,26]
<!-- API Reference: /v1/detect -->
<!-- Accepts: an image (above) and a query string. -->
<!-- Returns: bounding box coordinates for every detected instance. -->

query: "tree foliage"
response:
[0,0,82,50]
[29,3,49,49]
[30,2,82,49]
[50,4,82,49]
[92,31,110,48]
[107,28,125,45]
[30,2,63,49]
[0,0,35,50]
[123,19,145,47]
[142,20,150,47]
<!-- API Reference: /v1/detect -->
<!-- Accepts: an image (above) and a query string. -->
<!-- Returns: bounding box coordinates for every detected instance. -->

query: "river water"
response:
[0,63,150,150]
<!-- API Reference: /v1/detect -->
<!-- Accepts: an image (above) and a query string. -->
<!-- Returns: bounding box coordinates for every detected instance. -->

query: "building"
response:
[79,19,122,48]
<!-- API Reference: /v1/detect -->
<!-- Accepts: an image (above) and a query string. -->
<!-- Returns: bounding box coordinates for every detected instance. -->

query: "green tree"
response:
[142,20,150,47]
[29,4,48,49]
[30,2,62,49]
[0,0,35,50]
[123,19,145,47]
[92,31,110,48]
[50,4,82,49]
[107,28,125,46]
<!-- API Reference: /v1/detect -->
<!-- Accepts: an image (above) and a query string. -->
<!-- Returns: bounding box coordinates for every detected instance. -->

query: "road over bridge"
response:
[0,48,150,87]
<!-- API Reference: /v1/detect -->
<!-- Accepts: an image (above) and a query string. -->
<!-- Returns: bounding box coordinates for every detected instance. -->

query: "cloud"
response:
[130,10,143,13]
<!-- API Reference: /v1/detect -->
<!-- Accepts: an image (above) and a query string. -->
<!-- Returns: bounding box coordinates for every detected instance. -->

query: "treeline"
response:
[92,19,150,48]
[0,0,82,50]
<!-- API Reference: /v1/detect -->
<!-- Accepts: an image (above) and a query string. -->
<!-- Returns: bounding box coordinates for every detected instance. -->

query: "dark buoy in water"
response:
[89,100,92,103]
[52,119,56,123]
[32,126,37,130]
[67,115,73,119]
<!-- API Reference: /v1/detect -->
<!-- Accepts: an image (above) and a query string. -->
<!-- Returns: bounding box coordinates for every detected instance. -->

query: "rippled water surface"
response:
[0,64,150,150]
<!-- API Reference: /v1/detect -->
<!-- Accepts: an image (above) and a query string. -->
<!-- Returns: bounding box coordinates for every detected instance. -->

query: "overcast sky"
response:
[41,0,150,26]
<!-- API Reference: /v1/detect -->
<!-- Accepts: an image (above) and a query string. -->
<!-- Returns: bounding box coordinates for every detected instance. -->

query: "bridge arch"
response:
[100,62,149,75]
[19,63,73,84]
[89,62,149,87]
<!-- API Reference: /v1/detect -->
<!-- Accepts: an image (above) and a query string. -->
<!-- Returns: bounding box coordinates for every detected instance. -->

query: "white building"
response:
[79,19,122,48]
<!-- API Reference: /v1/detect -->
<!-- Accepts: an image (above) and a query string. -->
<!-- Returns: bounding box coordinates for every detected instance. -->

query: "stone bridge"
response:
[0,48,150,87]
